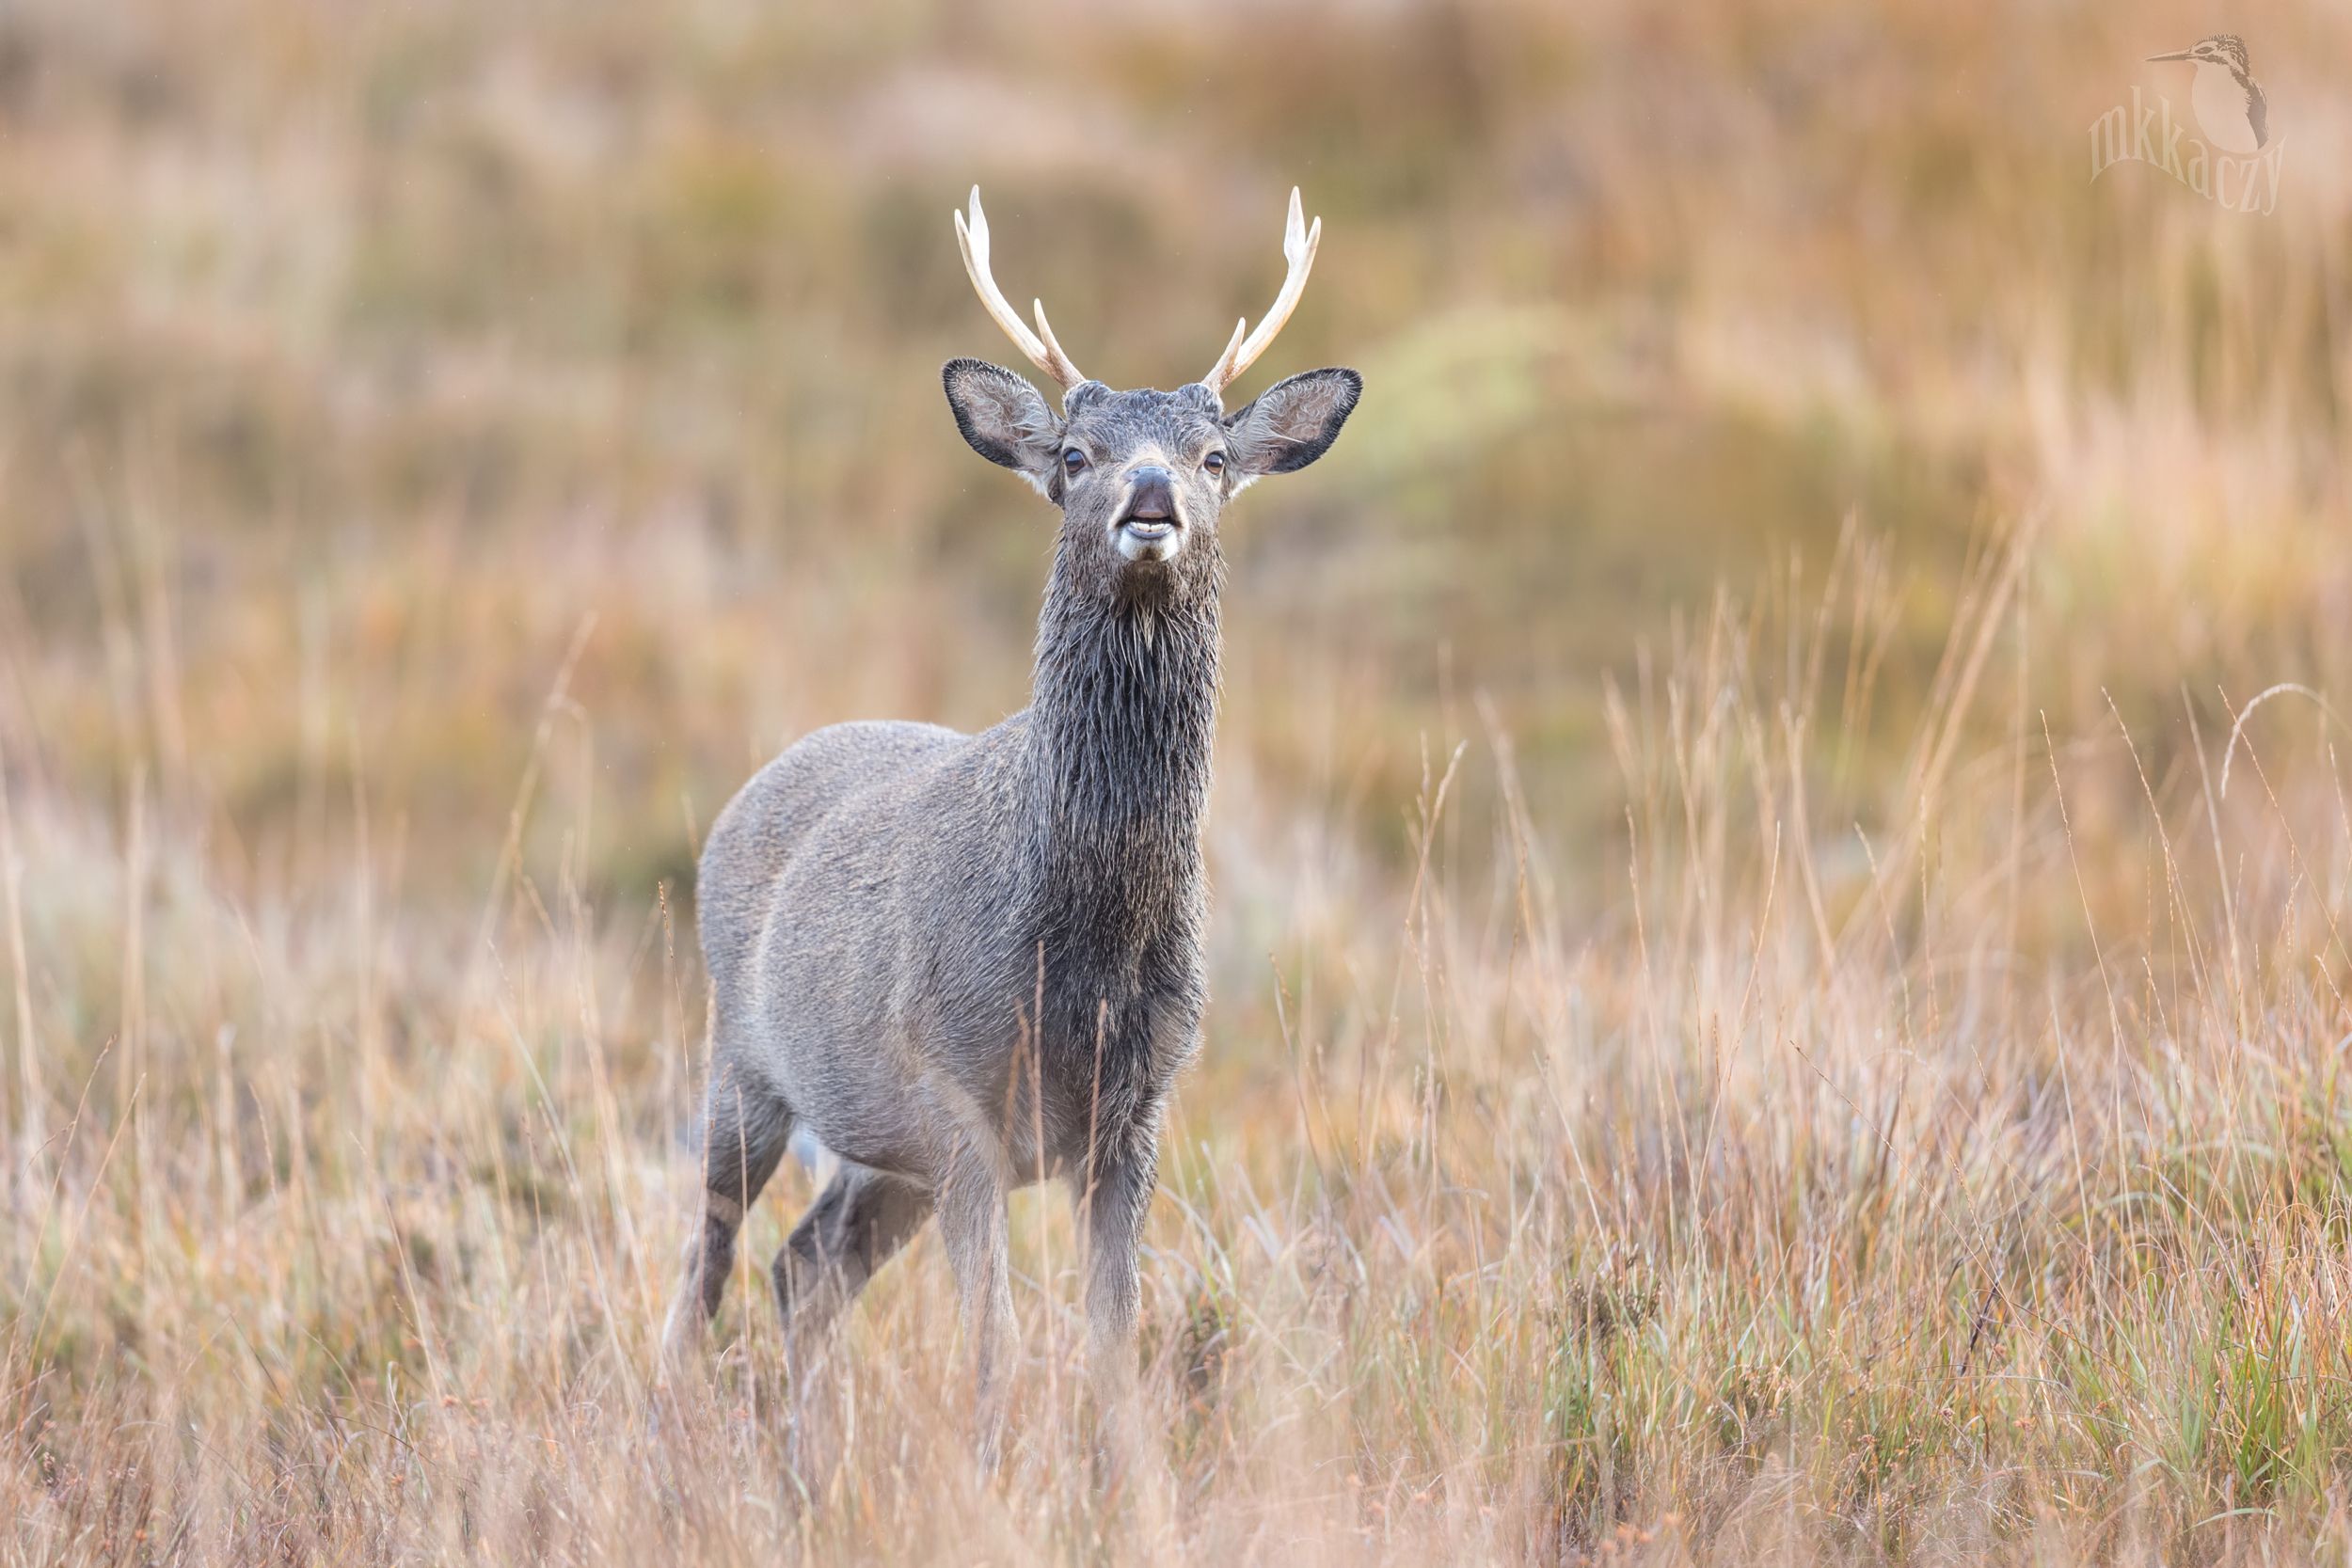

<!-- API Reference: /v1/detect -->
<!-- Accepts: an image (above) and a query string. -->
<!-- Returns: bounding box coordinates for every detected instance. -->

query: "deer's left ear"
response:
[944,358,1064,494]
[1223,368,1361,485]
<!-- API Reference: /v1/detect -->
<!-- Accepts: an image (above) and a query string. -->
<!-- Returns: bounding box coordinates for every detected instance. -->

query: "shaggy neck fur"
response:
[1025,545,1223,879]
[1018,538,1222,1119]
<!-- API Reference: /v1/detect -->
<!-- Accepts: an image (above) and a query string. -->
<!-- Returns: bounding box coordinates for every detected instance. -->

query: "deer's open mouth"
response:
[1113,515,1182,562]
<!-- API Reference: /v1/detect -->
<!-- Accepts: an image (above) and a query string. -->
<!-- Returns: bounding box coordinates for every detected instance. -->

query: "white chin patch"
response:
[1114,523,1182,562]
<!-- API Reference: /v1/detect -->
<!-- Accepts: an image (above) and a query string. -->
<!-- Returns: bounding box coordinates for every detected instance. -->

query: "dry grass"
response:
[5,0,2352,1562]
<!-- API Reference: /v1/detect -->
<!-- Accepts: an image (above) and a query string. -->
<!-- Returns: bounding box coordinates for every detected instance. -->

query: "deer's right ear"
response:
[944,359,1062,492]
[1221,367,1361,484]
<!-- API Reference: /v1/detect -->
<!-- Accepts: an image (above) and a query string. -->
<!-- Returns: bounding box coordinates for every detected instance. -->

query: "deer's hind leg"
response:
[772,1164,933,1355]
[662,1069,793,1369]
[770,1164,933,1468]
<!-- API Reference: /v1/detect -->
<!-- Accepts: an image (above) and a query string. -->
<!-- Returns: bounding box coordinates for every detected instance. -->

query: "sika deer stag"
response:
[664,185,1359,1472]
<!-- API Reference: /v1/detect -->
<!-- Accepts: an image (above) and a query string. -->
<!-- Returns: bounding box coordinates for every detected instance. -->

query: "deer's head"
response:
[942,187,1359,606]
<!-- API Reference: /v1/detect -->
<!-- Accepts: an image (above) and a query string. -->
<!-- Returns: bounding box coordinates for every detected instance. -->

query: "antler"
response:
[1201,186,1322,396]
[952,186,1087,391]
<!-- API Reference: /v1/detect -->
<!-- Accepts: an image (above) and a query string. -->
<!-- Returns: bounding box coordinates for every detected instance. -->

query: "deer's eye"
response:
[1062,448,1088,475]
[1202,451,1226,475]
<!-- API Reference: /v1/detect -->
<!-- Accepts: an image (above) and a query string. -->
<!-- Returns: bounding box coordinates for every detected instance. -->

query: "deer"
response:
[662,184,1360,1479]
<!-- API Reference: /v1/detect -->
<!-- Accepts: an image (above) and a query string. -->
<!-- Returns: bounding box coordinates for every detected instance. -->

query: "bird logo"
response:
[2147,35,2268,154]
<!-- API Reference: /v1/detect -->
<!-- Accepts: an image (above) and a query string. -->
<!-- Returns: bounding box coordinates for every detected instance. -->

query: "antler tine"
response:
[1203,186,1322,395]
[1029,298,1080,388]
[953,186,1087,390]
[1205,317,1247,385]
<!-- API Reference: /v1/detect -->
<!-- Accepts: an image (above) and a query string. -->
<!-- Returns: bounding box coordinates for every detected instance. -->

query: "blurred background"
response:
[5,2,2352,1556]
[3,0,2343,919]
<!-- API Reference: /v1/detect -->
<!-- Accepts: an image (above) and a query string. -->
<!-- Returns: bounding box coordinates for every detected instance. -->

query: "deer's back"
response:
[699,718,967,1017]
[695,716,1033,1174]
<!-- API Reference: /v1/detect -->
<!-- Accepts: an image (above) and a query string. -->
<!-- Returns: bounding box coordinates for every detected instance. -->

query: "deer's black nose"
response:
[1124,466,1175,521]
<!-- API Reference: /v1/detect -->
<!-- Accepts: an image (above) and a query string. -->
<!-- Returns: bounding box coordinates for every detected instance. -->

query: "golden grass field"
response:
[4,0,2351,1561]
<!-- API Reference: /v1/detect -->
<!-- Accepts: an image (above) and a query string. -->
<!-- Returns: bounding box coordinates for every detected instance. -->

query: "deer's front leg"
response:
[1079,1122,1165,1503]
[937,1148,1014,1470]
